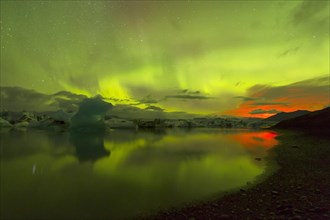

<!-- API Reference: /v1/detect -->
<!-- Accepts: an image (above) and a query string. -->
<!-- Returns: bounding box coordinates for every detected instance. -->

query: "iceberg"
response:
[70,96,113,132]
[105,118,136,129]
[0,117,12,127]
[49,110,74,124]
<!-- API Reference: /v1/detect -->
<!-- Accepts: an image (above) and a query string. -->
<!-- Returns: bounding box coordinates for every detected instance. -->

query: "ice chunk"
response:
[49,110,74,124]
[14,121,30,127]
[70,96,112,132]
[0,117,12,127]
[105,118,136,129]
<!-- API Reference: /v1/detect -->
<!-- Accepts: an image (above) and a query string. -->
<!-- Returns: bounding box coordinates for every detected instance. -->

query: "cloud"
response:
[226,75,329,117]
[291,0,329,38]
[249,109,281,115]
[128,88,209,106]
[248,76,329,101]
[137,95,163,104]
[110,104,199,119]
[234,96,257,101]
[0,86,199,119]
[180,89,201,95]
[104,97,131,103]
[0,86,88,112]
[69,75,100,95]
[278,46,301,58]
[166,95,213,100]
[292,0,329,26]
[251,102,288,106]
[145,105,164,112]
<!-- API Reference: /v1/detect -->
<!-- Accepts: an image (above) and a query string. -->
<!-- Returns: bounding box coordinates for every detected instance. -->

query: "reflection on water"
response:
[229,131,278,149]
[0,129,278,219]
[70,131,110,162]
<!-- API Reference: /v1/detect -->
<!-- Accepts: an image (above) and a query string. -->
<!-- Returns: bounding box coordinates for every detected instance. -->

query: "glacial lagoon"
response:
[0,128,278,219]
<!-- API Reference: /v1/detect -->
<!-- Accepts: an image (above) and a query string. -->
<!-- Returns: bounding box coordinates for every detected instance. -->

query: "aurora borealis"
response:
[1,1,329,117]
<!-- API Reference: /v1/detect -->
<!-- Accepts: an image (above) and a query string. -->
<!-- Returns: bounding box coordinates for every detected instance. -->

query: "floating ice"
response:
[0,117,12,127]
[70,96,113,132]
[49,110,74,124]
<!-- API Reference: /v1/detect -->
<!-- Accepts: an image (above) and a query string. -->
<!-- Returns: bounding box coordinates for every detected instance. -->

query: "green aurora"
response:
[1,1,329,117]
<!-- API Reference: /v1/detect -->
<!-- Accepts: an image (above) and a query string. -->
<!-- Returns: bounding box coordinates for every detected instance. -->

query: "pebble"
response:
[276,204,285,210]
[313,207,328,213]
[220,214,230,219]
[271,190,279,195]
[278,208,292,215]
[293,209,303,214]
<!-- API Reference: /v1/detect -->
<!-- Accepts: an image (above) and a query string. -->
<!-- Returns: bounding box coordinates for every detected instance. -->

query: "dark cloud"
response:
[69,75,100,95]
[54,98,80,111]
[110,104,198,119]
[291,0,329,37]
[290,75,329,87]
[249,109,281,115]
[166,95,213,100]
[234,96,257,101]
[145,105,164,112]
[189,90,201,95]
[292,0,329,26]
[104,97,131,102]
[125,85,166,103]
[251,102,289,106]
[180,89,201,95]
[1,86,196,119]
[138,97,161,104]
[0,86,88,112]
[0,87,49,111]
[227,75,329,117]
[278,46,301,58]
[247,76,329,101]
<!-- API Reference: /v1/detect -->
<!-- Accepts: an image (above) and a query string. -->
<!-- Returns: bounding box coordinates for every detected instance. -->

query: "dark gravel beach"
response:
[145,130,330,220]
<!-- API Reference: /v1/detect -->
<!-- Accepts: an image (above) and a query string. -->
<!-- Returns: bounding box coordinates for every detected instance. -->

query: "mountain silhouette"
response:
[264,110,311,122]
[272,107,330,131]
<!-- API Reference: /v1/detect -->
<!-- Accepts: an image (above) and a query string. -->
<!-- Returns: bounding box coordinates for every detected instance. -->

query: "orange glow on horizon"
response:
[228,131,279,149]
[225,99,327,118]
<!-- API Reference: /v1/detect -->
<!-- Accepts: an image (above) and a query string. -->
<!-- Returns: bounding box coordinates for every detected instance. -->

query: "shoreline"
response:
[145,130,330,219]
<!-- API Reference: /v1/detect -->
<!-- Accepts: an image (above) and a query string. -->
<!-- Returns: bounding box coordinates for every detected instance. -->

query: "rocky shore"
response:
[145,130,330,220]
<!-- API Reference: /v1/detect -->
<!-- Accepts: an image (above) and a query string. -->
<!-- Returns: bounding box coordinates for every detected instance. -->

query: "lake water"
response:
[0,128,278,219]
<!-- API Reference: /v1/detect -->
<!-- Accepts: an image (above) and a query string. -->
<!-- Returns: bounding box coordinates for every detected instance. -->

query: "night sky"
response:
[1,1,329,117]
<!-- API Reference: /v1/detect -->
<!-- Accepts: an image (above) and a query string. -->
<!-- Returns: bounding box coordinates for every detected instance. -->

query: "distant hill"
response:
[264,110,311,122]
[272,107,330,130]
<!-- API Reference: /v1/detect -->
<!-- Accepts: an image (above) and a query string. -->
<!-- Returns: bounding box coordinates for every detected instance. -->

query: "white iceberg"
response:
[0,117,12,127]
[106,118,136,129]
